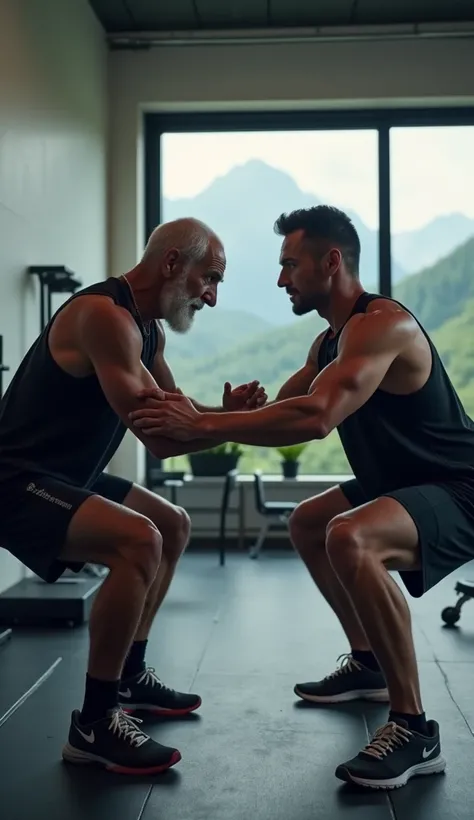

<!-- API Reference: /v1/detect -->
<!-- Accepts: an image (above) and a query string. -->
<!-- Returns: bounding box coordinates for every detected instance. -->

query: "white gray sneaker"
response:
[294,653,389,704]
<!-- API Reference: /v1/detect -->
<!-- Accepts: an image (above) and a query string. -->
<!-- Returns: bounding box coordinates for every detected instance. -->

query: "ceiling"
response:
[89,0,474,33]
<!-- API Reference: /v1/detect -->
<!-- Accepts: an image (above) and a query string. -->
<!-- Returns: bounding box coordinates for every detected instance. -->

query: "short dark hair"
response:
[274,205,360,277]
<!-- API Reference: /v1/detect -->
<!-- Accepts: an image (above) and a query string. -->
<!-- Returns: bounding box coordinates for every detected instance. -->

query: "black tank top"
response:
[0,277,158,488]
[318,292,474,510]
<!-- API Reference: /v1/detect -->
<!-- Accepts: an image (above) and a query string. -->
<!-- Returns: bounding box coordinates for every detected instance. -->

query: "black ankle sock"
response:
[389,710,428,735]
[122,639,148,680]
[80,675,120,725]
[351,649,381,673]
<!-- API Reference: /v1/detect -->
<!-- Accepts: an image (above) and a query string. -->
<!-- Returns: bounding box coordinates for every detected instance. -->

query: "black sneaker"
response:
[294,654,389,704]
[119,667,202,717]
[335,719,446,790]
[62,708,181,775]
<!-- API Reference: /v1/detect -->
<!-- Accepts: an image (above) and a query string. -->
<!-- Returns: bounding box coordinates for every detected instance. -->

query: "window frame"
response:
[144,106,474,477]
[145,106,474,295]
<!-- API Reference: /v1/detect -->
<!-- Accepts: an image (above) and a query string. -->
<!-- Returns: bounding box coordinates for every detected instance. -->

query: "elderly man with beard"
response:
[0,217,266,776]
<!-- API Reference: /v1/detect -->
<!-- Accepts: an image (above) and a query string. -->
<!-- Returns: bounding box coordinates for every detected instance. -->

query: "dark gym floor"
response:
[1,550,473,820]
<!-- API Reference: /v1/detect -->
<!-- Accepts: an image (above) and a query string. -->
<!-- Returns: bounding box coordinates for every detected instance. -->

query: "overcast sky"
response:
[161,126,473,235]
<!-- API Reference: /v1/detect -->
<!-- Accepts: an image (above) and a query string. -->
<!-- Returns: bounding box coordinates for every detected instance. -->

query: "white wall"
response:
[0,0,107,592]
[107,34,474,482]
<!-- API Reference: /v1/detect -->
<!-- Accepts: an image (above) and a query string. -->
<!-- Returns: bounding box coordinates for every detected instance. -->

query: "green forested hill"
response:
[394,236,474,331]
[169,313,327,405]
[165,236,474,475]
[432,298,474,414]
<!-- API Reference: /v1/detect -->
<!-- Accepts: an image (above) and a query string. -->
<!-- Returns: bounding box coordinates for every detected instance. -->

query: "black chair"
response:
[218,469,239,566]
[249,470,297,559]
[441,578,474,626]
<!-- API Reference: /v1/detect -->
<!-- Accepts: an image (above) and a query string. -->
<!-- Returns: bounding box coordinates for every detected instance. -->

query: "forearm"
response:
[195,396,326,447]
[190,398,223,413]
[146,435,222,459]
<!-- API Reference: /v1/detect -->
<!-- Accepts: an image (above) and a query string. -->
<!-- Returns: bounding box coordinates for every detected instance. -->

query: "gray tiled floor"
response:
[1,550,473,819]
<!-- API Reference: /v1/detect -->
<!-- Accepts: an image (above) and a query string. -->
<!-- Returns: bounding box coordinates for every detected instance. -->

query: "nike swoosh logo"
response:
[119,688,132,698]
[422,745,437,759]
[77,727,95,744]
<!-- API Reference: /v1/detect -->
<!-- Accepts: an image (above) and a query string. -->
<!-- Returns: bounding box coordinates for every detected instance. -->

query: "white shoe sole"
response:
[294,687,390,704]
[338,754,447,790]
[62,742,116,769]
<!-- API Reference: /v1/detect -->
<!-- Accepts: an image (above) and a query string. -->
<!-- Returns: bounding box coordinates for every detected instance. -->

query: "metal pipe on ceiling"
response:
[107,21,474,48]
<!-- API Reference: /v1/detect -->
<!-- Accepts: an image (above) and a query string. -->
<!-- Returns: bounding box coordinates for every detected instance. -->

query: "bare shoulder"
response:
[342,299,419,351]
[52,293,133,333]
[49,295,141,376]
[77,294,135,329]
[339,298,431,392]
[79,296,145,349]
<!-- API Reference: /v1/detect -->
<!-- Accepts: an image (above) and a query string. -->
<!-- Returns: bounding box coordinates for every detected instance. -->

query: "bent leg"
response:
[121,483,191,640]
[0,471,161,682]
[289,482,388,704]
[61,495,183,773]
[91,474,191,641]
[60,493,162,682]
[330,487,457,789]
[326,495,422,715]
[289,482,370,651]
[0,473,180,773]
[91,474,199,717]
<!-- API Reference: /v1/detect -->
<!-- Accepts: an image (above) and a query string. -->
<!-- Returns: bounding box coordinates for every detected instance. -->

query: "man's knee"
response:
[175,505,192,553]
[117,517,163,587]
[162,505,191,562]
[288,503,307,547]
[325,515,365,582]
[289,500,326,554]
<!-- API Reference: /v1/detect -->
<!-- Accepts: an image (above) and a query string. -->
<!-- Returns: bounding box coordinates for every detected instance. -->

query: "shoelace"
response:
[325,653,362,680]
[109,709,150,747]
[136,666,173,693]
[362,721,412,760]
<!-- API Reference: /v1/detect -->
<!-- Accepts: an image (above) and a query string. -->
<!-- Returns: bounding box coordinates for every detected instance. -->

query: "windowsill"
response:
[163,473,353,483]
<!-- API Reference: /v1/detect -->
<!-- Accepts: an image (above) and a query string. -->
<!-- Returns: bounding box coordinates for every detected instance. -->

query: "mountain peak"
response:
[163,159,473,319]
[227,158,283,177]
[208,158,302,199]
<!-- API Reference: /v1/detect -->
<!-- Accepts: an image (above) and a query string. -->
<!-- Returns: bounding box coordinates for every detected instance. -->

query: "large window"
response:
[145,110,474,475]
[391,127,474,421]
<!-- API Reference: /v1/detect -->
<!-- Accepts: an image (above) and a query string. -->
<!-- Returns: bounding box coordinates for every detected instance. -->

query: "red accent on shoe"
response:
[107,749,181,775]
[123,697,202,718]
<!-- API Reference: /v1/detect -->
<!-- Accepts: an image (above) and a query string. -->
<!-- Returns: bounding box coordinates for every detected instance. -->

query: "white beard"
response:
[161,276,201,333]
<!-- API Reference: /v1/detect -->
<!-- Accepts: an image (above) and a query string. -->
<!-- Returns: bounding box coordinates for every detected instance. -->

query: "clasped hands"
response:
[129,380,267,441]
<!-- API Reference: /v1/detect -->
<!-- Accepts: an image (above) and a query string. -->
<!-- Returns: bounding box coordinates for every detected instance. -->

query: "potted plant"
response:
[188,442,244,477]
[276,444,308,479]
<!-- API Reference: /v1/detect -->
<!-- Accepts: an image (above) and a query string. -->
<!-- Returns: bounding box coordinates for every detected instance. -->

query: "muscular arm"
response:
[191,398,224,412]
[192,308,418,446]
[149,328,224,449]
[80,301,221,458]
[273,332,324,401]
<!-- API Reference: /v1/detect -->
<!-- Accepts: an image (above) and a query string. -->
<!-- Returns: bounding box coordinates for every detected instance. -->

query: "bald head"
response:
[138,217,226,334]
[142,217,222,265]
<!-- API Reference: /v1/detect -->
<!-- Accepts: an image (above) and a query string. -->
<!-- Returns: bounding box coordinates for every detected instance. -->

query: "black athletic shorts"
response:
[340,478,474,598]
[0,472,133,583]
